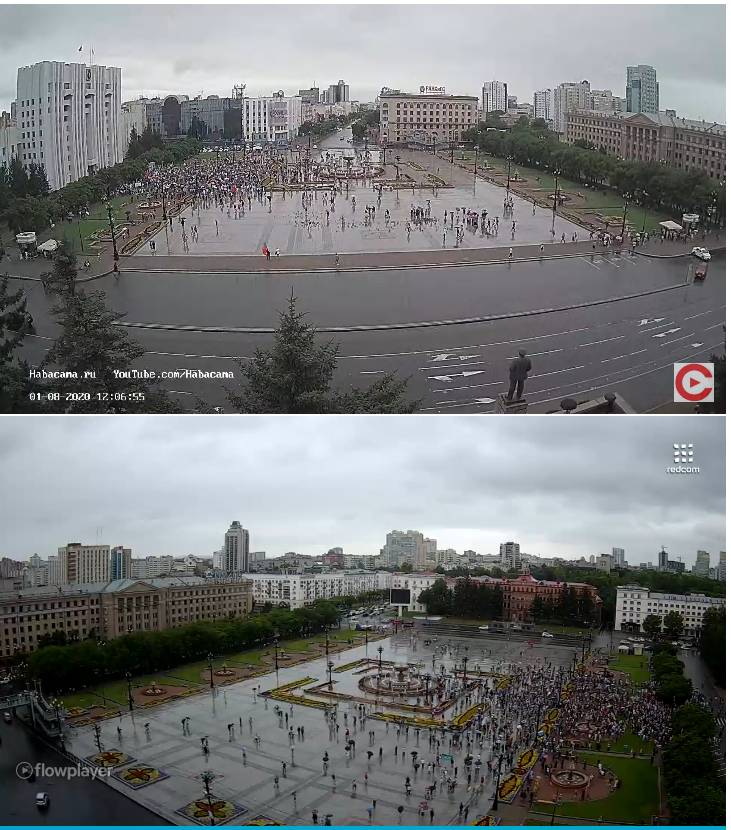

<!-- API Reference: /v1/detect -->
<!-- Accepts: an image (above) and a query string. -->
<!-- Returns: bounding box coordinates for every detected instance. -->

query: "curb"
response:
[637,245,725,260]
[114,280,689,334]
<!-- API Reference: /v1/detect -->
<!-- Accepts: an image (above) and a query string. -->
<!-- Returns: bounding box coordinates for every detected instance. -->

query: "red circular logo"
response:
[674,363,714,402]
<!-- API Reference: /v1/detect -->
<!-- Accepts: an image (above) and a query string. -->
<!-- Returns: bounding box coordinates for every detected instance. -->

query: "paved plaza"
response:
[63,632,578,826]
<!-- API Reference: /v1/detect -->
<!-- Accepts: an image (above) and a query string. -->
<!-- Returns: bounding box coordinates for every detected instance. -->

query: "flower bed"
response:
[268,677,316,693]
[496,675,512,691]
[497,772,523,803]
[371,712,444,729]
[452,704,485,729]
[546,707,560,723]
[334,658,368,673]
[514,748,539,776]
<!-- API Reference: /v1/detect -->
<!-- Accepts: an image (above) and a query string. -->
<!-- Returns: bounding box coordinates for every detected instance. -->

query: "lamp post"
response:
[93,723,104,753]
[474,144,480,175]
[491,752,504,811]
[620,192,631,239]
[274,636,280,685]
[552,169,561,212]
[550,795,561,826]
[377,645,383,673]
[640,189,649,234]
[325,629,330,661]
[395,155,401,182]
[328,660,334,688]
[161,186,168,221]
[506,155,514,196]
[207,652,214,690]
[106,204,119,273]
[365,628,369,656]
[462,654,468,686]
[125,671,134,713]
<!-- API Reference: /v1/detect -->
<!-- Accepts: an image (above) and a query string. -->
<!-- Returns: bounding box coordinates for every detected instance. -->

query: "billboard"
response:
[268,102,289,128]
[419,84,446,95]
[390,588,411,605]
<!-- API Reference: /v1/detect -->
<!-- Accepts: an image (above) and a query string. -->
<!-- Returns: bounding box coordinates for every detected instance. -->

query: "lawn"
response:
[49,195,133,255]
[603,730,654,756]
[468,151,666,232]
[532,753,659,824]
[608,653,650,684]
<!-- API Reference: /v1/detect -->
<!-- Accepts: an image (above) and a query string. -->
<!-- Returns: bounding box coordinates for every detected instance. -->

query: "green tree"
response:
[42,241,78,297]
[41,288,180,413]
[642,614,662,638]
[227,294,418,413]
[0,276,37,411]
[698,608,725,686]
[663,610,685,640]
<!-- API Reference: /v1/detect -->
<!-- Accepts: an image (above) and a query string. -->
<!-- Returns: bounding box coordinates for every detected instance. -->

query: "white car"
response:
[541,631,554,638]
[478,625,490,631]
[36,792,49,808]
[692,247,711,261]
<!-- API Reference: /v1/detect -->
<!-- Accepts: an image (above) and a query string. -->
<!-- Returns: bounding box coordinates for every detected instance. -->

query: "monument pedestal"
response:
[496,394,528,414]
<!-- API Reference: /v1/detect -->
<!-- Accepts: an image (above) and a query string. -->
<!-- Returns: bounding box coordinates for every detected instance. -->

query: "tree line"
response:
[462,118,725,225]
[26,601,340,694]
[698,608,725,687]
[417,578,503,619]
[0,133,202,239]
[650,648,724,824]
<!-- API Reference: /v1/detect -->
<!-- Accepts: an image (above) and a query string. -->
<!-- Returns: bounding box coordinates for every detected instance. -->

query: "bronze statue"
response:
[507,350,532,402]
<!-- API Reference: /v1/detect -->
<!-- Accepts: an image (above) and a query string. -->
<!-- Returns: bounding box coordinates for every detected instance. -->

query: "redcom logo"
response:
[673,363,714,403]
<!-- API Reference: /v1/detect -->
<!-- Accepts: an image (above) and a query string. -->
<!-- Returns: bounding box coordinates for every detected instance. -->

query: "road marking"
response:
[652,328,681,338]
[581,257,602,270]
[419,361,486,372]
[578,336,624,348]
[504,348,564,358]
[684,309,716,321]
[705,322,725,331]
[360,370,386,374]
[428,370,485,382]
[657,333,696,348]
[639,318,666,326]
[691,342,704,348]
[600,349,647,363]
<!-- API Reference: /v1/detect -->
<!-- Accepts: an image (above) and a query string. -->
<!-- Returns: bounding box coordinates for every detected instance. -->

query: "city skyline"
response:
[0,4,725,122]
[0,416,723,563]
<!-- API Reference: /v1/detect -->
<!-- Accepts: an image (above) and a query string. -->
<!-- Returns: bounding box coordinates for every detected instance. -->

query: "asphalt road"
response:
[11,252,725,413]
[0,714,168,825]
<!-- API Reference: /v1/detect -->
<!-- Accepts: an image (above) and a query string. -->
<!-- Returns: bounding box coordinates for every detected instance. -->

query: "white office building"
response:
[58,543,110,585]
[247,571,380,609]
[15,61,123,191]
[119,99,148,156]
[533,89,552,123]
[389,573,442,612]
[626,65,659,114]
[131,555,175,579]
[590,90,625,113]
[482,81,508,114]
[612,547,626,566]
[553,80,591,134]
[0,111,20,167]
[241,92,302,143]
[614,585,725,633]
[499,541,521,569]
[224,521,250,573]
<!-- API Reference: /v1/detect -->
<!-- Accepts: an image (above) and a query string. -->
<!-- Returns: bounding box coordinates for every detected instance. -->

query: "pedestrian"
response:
[508,247,513,260]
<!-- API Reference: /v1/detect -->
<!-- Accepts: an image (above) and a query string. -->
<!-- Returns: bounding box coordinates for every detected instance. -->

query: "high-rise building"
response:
[718,551,726,582]
[15,61,123,191]
[58,543,110,584]
[533,89,552,123]
[0,110,20,167]
[590,90,625,112]
[611,547,626,567]
[381,530,437,568]
[553,80,591,134]
[47,555,61,586]
[626,65,659,114]
[658,546,669,571]
[482,81,508,114]
[499,541,521,569]
[224,521,250,573]
[110,546,132,580]
[693,550,710,577]
[118,99,147,156]
[180,96,242,140]
[298,87,320,105]
[323,80,349,105]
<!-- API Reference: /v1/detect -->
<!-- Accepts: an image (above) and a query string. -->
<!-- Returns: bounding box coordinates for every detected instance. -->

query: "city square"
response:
[58,627,663,826]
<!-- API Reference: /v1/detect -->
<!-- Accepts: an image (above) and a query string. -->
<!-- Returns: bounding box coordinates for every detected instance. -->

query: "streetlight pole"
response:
[274,637,280,685]
[106,205,119,273]
[378,646,383,674]
[506,155,514,196]
[620,192,631,239]
[207,652,214,690]
[491,753,504,811]
[640,190,649,234]
[474,144,479,175]
[125,672,134,713]
[328,660,334,688]
[325,629,329,661]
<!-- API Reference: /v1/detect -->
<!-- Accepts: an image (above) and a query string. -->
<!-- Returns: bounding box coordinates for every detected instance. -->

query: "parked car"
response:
[541,631,554,638]
[36,792,49,809]
[691,246,711,261]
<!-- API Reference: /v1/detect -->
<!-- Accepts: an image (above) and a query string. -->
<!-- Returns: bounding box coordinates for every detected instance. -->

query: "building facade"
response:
[614,584,725,633]
[0,110,20,167]
[110,546,132,580]
[499,541,521,569]
[180,96,242,140]
[533,89,552,124]
[15,61,123,191]
[590,90,625,113]
[692,550,711,577]
[131,555,175,579]
[379,91,478,146]
[482,81,508,114]
[247,572,379,609]
[118,99,147,156]
[0,576,253,658]
[564,110,725,179]
[553,81,591,134]
[241,93,303,143]
[381,530,437,568]
[58,543,110,585]
[626,65,659,114]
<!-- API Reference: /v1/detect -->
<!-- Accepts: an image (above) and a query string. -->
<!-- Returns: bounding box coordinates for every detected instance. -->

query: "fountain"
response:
[550,769,590,789]
[214,663,235,677]
[141,682,165,697]
[359,664,427,698]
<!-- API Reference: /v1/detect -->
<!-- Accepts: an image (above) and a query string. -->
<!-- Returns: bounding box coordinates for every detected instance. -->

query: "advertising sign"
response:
[419,84,446,95]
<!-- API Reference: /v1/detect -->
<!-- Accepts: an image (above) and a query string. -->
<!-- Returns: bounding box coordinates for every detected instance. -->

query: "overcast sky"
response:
[0,416,724,566]
[0,4,725,122]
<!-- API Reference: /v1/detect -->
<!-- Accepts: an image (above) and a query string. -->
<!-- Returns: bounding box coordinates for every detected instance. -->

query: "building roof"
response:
[379,92,478,102]
[0,575,224,601]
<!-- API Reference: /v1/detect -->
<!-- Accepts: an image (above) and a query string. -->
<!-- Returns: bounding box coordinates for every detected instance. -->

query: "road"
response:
[11,249,724,413]
[0,714,168,825]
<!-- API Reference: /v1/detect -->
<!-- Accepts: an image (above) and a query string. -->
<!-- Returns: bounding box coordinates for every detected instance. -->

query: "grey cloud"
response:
[0,415,724,567]
[0,5,725,121]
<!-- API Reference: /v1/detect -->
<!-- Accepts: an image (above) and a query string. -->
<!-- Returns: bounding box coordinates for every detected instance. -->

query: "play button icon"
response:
[674,363,714,402]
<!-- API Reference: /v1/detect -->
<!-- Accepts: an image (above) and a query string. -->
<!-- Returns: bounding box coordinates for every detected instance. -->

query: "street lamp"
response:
[491,752,504,811]
[620,192,632,239]
[207,652,214,690]
[106,204,119,273]
[365,628,369,656]
[125,671,134,713]
[506,155,515,195]
[474,145,480,175]
[640,189,649,234]
[552,169,561,212]
[377,645,383,673]
[325,629,330,661]
[274,636,280,685]
[395,155,401,182]
[328,660,334,688]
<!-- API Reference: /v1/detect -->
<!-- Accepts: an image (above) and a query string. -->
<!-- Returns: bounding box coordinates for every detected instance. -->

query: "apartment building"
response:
[247,572,380,609]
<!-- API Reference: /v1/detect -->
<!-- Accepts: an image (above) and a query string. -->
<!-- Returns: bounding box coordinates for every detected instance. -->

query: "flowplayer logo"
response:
[674,363,714,403]
[667,443,700,475]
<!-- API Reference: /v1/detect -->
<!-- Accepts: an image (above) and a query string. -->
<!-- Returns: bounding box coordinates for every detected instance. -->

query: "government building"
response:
[614,585,725,633]
[564,109,725,180]
[0,576,253,659]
